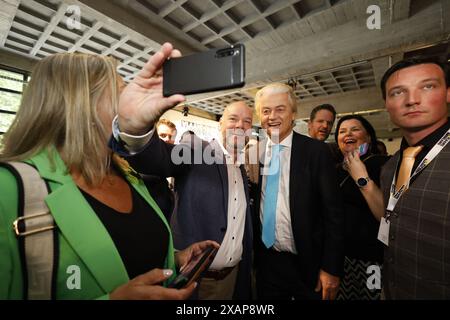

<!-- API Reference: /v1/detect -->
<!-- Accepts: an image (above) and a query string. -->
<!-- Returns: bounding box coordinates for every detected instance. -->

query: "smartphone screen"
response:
[163,44,245,97]
[358,143,369,157]
[167,246,217,289]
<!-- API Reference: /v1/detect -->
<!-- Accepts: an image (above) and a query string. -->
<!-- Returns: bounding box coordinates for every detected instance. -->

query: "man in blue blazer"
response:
[112,103,253,300]
[110,43,254,299]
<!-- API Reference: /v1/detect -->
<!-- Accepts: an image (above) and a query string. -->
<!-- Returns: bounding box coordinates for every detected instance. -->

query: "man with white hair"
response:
[252,83,344,300]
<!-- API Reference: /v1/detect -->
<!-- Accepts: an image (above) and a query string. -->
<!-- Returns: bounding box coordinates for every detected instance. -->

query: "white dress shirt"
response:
[260,131,297,254]
[209,139,247,270]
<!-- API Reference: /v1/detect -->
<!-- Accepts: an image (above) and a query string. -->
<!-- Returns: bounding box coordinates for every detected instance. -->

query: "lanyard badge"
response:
[379,128,450,247]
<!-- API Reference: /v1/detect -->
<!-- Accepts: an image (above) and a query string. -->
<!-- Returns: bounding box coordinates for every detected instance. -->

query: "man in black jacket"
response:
[109,43,253,299]
[251,83,344,300]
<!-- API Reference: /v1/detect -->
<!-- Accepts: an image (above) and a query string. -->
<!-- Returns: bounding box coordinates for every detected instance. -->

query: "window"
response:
[0,66,29,141]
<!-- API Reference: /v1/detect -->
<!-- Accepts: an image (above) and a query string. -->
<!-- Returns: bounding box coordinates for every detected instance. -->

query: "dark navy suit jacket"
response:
[111,134,253,300]
[252,132,345,289]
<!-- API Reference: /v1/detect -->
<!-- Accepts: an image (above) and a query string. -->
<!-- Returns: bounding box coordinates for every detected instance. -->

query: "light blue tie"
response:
[262,144,282,248]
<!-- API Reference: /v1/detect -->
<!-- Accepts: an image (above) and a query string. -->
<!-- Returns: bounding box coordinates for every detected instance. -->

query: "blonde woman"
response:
[0,48,217,299]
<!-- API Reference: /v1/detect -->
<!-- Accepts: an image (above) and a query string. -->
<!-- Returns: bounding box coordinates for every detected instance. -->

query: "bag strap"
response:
[6,162,56,300]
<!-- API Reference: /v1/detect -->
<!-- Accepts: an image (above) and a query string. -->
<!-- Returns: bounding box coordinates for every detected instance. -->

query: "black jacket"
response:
[252,132,345,289]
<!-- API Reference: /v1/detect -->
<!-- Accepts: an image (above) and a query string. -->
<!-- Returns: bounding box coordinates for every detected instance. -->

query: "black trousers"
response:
[256,248,320,300]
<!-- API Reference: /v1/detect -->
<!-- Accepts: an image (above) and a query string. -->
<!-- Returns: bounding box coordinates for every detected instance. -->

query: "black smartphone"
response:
[167,246,218,289]
[163,44,245,97]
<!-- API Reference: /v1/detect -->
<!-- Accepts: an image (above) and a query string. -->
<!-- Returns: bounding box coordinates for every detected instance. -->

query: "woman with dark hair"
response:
[334,115,389,300]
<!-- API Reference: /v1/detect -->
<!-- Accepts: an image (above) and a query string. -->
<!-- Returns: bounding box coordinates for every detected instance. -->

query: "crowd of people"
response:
[0,42,449,300]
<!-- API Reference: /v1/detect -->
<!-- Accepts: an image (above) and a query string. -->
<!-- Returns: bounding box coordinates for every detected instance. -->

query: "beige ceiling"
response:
[1,0,449,138]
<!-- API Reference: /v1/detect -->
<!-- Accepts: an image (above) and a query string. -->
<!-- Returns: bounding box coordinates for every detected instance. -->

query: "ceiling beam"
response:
[295,80,314,96]
[0,0,20,47]
[175,1,227,45]
[172,104,217,121]
[211,0,253,40]
[182,0,246,33]
[118,46,153,69]
[329,72,344,93]
[101,35,130,56]
[159,0,188,18]
[30,3,68,56]
[79,0,202,53]
[289,3,302,20]
[201,0,300,45]
[67,21,103,53]
[350,69,360,90]
[245,1,449,84]
[370,53,404,88]
[0,48,37,71]
[247,0,275,31]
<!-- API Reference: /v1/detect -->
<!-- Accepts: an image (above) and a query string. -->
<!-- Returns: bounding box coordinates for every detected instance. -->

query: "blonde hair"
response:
[0,53,120,186]
[156,118,177,131]
[254,83,298,115]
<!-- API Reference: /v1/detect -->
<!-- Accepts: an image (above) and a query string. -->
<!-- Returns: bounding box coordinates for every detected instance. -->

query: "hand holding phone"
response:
[168,246,218,289]
[163,44,245,97]
[117,42,186,136]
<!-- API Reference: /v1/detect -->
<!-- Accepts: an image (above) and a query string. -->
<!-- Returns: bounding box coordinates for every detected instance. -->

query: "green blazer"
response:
[0,150,176,299]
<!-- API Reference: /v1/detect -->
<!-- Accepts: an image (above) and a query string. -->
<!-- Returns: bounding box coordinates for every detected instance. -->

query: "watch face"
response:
[357,178,368,187]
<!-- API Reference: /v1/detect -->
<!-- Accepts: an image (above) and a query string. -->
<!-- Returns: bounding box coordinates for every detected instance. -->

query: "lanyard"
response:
[386,128,450,216]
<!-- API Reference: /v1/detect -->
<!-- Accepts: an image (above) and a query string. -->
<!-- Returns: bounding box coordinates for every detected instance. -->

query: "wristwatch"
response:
[356,177,370,188]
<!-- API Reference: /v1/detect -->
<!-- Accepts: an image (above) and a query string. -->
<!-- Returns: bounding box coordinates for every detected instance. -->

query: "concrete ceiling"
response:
[0,0,449,138]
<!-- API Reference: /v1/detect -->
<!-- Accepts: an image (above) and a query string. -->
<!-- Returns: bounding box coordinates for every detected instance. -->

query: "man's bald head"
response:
[219,101,253,153]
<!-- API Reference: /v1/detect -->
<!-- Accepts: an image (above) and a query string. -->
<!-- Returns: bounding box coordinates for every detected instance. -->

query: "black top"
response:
[337,153,389,262]
[143,175,174,222]
[81,184,169,279]
[327,142,344,165]
[398,119,450,183]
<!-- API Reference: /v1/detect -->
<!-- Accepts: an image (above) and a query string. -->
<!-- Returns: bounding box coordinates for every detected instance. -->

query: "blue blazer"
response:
[111,134,253,300]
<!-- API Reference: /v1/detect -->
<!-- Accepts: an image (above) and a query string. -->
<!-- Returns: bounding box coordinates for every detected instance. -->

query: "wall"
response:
[160,109,219,143]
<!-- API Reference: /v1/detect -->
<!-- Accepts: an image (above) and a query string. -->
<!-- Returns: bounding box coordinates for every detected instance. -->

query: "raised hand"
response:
[344,149,385,221]
[118,42,186,135]
[344,149,369,181]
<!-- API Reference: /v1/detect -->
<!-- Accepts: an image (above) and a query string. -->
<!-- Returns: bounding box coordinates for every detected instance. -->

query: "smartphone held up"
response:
[163,44,245,97]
